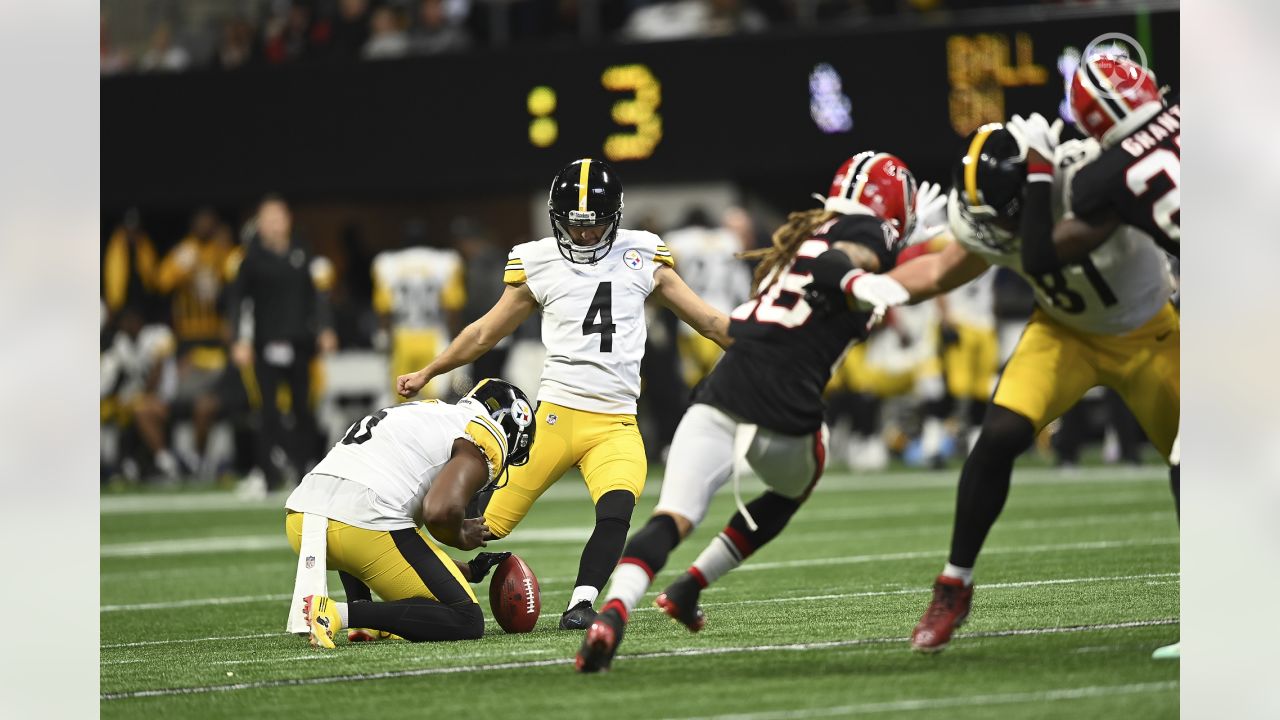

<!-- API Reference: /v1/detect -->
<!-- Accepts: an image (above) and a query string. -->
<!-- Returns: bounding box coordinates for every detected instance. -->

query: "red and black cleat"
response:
[655,573,706,633]
[911,575,974,653]
[575,601,627,673]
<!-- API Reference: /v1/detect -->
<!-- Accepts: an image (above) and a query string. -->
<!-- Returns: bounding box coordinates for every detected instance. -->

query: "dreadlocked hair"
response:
[738,209,841,295]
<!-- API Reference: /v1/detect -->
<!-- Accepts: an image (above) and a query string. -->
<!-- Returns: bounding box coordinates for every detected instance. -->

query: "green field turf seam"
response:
[99,617,1178,701]
[101,536,1177,613]
[662,680,1180,720]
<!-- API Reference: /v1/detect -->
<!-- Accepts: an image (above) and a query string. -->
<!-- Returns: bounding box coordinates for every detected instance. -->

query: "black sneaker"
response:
[574,601,626,673]
[654,572,706,632]
[559,600,598,630]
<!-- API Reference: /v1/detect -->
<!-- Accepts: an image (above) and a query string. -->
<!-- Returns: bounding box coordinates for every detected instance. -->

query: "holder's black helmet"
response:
[951,123,1027,252]
[460,379,535,472]
[548,158,624,264]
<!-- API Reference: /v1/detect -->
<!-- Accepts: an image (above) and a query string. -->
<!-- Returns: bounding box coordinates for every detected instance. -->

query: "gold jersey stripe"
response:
[577,159,592,212]
[503,268,528,285]
[964,124,999,207]
[654,254,675,268]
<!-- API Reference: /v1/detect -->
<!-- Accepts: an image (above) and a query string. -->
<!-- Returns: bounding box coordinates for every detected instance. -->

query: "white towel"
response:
[731,423,759,532]
[286,512,330,634]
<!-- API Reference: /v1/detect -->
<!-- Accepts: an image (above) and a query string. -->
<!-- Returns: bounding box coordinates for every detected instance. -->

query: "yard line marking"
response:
[99,618,1177,700]
[99,539,1177,613]
[99,466,1168,514]
[663,680,1179,720]
[100,527,592,558]
[211,647,555,666]
[99,571,1172,650]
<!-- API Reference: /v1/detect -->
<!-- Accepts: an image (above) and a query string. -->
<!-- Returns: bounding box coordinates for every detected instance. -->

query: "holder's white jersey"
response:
[949,138,1174,335]
[372,247,465,332]
[503,230,674,414]
[285,400,507,530]
[663,226,751,337]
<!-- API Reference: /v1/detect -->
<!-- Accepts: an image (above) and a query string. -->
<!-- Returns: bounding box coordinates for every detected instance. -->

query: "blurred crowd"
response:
[100,193,1169,495]
[100,0,1122,74]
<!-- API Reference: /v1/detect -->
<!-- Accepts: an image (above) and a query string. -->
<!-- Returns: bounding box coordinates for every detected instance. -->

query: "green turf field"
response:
[101,463,1179,719]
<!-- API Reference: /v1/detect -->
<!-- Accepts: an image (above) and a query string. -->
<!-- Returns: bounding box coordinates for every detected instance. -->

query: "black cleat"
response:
[655,573,706,632]
[575,602,626,673]
[559,600,598,630]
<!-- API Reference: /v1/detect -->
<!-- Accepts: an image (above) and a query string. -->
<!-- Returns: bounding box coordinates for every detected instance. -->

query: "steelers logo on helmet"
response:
[548,158,624,265]
[511,398,533,429]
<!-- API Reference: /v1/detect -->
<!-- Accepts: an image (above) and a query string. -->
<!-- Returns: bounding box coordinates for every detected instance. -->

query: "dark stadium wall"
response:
[102,9,1177,215]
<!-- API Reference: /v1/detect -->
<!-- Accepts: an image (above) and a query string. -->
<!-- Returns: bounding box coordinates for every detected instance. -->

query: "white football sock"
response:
[335,601,349,627]
[567,585,599,610]
[942,563,973,587]
[690,533,744,587]
[603,563,652,613]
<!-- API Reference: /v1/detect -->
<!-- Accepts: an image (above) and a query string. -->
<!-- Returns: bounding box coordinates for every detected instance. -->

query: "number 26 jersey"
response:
[504,229,674,415]
[949,138,1175,336]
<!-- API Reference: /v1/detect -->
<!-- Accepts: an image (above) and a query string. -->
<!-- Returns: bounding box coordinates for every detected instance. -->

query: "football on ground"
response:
[489,553,541,633]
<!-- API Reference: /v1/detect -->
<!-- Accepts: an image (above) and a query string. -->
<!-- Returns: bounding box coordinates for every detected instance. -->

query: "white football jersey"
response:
[285,400,507,531]
[372,247,465,332]
[504,229,674,414]
[663,226,751,337]
[949,138,1174,335]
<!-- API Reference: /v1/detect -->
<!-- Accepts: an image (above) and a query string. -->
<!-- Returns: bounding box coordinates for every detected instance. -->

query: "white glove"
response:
[841,270,910,311]
[1006,112,1064,161]
[906,181,948,246]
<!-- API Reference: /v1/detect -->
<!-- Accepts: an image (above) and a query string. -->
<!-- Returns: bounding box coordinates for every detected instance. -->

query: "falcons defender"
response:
[575,152,944,672]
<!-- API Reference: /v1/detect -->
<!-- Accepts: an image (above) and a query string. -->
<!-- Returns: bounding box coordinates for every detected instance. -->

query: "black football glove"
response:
[802,282,841,317]
[939,321,961,348]
[466,551,511,584]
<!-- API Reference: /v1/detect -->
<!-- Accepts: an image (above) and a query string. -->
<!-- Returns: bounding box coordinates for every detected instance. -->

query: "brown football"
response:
[488,554,540,633]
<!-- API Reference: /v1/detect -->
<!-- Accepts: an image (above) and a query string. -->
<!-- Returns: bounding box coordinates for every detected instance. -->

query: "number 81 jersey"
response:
[504,229,674,415]
[949,138,1175,336]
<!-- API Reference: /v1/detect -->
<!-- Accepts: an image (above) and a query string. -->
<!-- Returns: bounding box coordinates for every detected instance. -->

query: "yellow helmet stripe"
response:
[964,124,998,207]
[577,159,592,212]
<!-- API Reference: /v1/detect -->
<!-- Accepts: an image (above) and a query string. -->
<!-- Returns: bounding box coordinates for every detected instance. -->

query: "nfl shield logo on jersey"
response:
[623,249,643,270]
[305,555,315,570]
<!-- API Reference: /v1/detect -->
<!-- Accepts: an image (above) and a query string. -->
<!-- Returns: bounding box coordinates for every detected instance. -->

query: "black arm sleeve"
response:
[1018,179,1060,276]
[811,248,855,291]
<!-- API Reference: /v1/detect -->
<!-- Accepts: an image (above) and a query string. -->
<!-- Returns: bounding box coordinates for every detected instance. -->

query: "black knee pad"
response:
[972,405,1036,461]
[595,489,636,527]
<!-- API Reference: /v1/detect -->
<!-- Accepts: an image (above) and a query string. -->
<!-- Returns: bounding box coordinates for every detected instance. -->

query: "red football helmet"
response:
[1070,54,1163,144]
[823,151,918,246]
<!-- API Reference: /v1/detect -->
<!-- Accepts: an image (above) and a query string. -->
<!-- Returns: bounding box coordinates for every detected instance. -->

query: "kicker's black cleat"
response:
[575,601,627,673]
[559,600,598,630]
[654,572,706,632]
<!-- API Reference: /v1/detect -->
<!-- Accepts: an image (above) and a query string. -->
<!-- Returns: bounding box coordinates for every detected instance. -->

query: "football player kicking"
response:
[575,152,942,672]
[1013,54,1180,659]
[816,122,1179,653]
[285,379,534,647]
[397,159,732,630]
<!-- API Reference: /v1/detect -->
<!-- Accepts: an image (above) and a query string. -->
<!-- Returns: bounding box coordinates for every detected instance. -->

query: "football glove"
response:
[1006,112,1063,162]
[906,181,949,246]
[466,551,511,584]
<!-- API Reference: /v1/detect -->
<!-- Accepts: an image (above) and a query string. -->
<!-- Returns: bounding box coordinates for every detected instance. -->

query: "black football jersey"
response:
[695,213,893,435]
[1070,102,1181,256]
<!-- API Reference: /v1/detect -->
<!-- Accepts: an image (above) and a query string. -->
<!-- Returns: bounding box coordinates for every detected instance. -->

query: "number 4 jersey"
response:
[949,138,1175,336]
[286,401,508,530]
[695,213,893,435]
[503,229,675,415]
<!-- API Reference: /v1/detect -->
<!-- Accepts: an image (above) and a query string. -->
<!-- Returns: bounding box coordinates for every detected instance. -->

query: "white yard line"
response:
[663,680,1179,720]
[99,618,1178,700]
[99,466,1168,515]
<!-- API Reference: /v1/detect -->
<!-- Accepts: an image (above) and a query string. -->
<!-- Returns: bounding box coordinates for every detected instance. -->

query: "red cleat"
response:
[575,602,626,673]
[654,573,706,633]
[911,575,973,653]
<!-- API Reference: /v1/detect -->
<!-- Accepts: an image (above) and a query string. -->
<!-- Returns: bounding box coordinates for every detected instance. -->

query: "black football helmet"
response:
[951,123,1026,252]
[548,158,623,264]
[460,379,536,488]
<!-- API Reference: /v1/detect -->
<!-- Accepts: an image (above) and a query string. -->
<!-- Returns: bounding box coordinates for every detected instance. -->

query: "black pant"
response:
[254,340,318,489]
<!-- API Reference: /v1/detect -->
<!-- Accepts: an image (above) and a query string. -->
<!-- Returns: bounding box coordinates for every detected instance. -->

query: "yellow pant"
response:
[484,401,646,538]
[942,323,999,401]
[285,512,477,605]
[677,332,724,388]
[994,304,1180,457]
[826,343,941,398]
[391,329,449,399]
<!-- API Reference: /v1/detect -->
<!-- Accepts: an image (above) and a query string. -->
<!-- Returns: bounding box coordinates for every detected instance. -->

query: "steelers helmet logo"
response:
[623,248,643,270]
[511,398,534,429]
